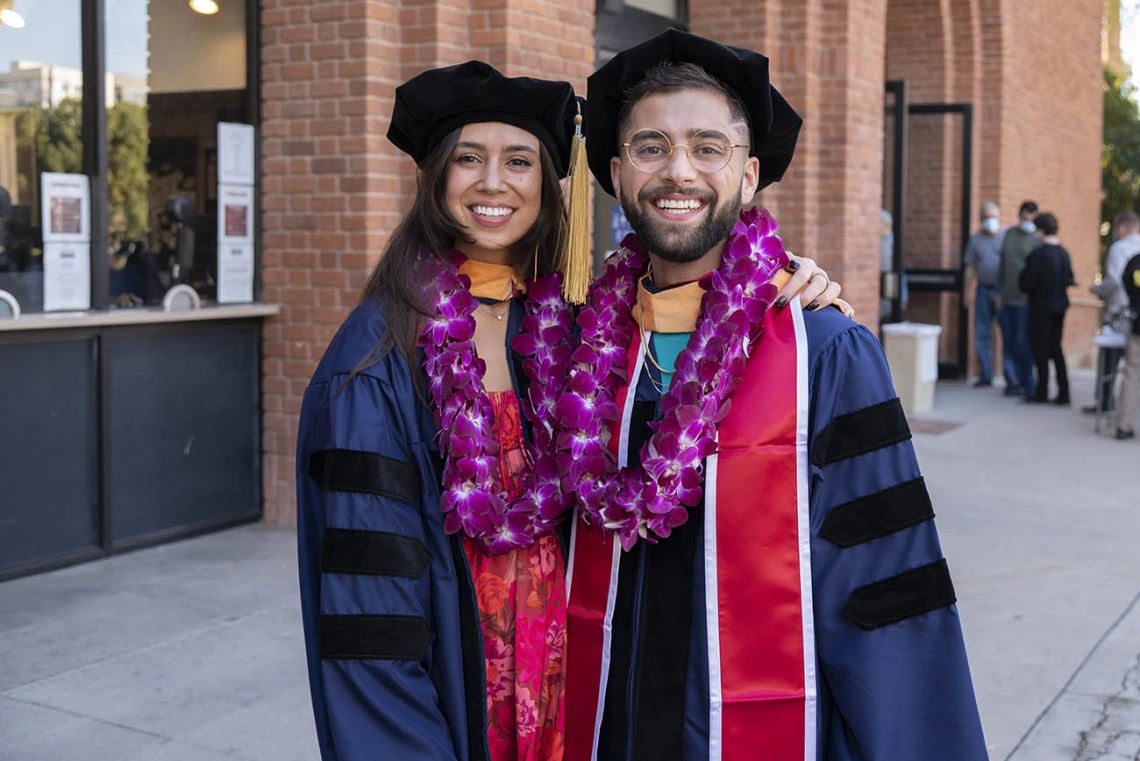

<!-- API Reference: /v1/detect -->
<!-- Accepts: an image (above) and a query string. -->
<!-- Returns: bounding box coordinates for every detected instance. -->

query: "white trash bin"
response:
[880,323,942,415]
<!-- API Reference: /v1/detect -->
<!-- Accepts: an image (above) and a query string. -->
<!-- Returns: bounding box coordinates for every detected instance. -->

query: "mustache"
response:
[637,186,716,204]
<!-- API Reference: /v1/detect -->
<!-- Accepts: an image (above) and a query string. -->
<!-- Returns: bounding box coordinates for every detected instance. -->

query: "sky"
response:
[1123,3,1139,88]
[0,0,149,76]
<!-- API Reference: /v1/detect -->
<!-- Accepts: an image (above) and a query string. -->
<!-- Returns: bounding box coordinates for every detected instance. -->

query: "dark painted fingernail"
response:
[786,260,801,272]
[776,295,789,308]
[807,300,821,311]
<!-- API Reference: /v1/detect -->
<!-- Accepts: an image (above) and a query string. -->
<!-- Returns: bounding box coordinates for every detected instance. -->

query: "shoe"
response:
[1081,404,1099,415]
[1003,386,1023,397]
[1051,397,1071,407]
[1116,428,1135,441]
[974,379,993,388]
[1023,395,1048,404]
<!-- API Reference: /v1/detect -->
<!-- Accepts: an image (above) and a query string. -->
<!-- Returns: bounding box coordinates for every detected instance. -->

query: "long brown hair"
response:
[353,126,567,379]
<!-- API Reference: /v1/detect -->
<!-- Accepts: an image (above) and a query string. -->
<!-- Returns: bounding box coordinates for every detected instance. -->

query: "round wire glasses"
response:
[622,129,748,174]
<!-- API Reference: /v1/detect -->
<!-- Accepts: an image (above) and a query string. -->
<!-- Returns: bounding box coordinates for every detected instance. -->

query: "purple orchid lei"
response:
[556,208,789,550]
[419,256,576,555]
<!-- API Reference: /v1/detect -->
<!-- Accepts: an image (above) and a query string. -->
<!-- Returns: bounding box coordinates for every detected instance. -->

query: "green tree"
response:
[1102,67,1140,253]
[106,101,149,240]
[35,98,83,174]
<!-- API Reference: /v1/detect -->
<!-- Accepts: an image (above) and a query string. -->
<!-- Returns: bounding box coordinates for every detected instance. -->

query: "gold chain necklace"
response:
[476,300,510,321]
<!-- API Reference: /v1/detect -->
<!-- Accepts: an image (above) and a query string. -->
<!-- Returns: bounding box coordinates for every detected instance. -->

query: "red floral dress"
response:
[463,391,567,761]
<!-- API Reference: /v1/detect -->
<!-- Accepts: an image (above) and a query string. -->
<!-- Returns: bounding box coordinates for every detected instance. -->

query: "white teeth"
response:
[655,198,703,211]
[472,205,513,217]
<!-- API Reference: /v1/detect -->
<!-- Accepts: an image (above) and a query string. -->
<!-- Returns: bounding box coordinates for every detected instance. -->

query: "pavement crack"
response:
[1073,654,1140,760]
[1006,587,1140,761]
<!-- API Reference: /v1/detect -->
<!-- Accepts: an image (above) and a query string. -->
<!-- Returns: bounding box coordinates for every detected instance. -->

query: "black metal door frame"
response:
[883,80,908,325]
[899,102,973,380]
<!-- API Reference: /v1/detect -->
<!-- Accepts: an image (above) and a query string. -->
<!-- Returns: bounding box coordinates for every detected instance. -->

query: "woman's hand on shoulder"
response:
[779,253,855,319]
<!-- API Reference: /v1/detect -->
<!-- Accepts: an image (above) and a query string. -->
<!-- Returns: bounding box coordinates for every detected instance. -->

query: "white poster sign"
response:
[40,173,91,243]
[217,183,254,243]
[217,122,255,186]
[216,242,254,304]
[43,241,91,312]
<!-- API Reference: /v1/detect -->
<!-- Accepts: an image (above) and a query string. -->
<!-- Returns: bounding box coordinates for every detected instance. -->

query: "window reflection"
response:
[0,0,85,314]
[106,0,248,308]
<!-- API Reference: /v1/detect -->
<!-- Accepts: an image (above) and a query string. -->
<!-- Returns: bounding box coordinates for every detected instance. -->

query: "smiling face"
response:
[445,121,544,264]
[611,89,759,265]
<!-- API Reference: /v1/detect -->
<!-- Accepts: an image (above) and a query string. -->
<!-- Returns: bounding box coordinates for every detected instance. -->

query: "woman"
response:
[1020,212,1074,405]
[296,61,844,761]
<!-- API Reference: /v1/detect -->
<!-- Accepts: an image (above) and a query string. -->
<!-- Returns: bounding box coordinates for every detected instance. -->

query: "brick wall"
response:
[259,0,594,526]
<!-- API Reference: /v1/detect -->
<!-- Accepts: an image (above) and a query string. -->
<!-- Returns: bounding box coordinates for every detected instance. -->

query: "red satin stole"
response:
[564,304,812,761]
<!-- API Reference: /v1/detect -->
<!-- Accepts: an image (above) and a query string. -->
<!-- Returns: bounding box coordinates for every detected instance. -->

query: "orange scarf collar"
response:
[458,259,527,300]
[633,269,794,333]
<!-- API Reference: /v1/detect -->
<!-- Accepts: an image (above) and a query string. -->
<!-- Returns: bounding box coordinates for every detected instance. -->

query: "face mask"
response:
[983,217,1000,234]
[1020,220,1036,234]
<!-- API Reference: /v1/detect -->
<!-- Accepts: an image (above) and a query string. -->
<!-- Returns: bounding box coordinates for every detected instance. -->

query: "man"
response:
[1089,211,1140,415]
[997,201,1039,397]
[562,30,987,761]
[963,201,1005,387]
[1109,211,1140,439]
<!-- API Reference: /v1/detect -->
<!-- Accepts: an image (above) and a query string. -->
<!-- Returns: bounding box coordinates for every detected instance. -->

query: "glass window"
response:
[623,0,680,18]
[0,0,85,314]
[105,0,249,308]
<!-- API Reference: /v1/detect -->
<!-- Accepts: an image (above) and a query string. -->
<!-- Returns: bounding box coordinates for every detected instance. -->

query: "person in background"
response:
[1087,211,1140,414]
[1020,212,1074,405]
[1114,241,1140,440]
[997,201,1039,398]
[963,201,1005,387]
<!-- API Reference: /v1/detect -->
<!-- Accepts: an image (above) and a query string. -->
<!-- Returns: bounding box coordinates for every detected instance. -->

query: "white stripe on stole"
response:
[790,300,818,761]
[704,452,724,761]
[565,518,578,601]
[588,338,648,760]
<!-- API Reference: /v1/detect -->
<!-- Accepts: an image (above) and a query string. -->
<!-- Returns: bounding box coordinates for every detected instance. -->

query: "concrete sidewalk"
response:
[1,369,1138,761]
[0,526,314,761]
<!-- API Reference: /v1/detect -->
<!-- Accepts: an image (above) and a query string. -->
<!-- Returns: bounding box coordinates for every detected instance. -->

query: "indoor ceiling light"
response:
[189,0,219,15]
[0,1,26,28]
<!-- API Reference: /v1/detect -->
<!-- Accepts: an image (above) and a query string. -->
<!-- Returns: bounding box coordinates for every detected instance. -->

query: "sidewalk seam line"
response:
[0,694,265,761]
[0,602,289,694]
[1003,584,1140,760]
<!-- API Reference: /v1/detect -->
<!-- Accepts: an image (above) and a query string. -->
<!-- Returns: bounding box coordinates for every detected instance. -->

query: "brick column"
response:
[471,0,594,89]
[260,0,405,525]
[260,0,594,527]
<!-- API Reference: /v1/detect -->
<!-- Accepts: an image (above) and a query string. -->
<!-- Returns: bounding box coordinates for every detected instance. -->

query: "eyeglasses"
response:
[622,129,748,174]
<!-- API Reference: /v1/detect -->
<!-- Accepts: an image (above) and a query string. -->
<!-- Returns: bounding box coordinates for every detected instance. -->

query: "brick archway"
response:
[885,0,987,370]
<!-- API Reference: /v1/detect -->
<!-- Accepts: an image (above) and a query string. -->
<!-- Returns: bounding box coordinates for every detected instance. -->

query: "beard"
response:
[620,185,742,264]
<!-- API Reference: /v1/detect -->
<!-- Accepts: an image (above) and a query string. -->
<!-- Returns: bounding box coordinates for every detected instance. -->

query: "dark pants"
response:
[1029,310,1069,401]
[973,284,999,382]
[1095,346,1125,411]
[998,304,1036,394]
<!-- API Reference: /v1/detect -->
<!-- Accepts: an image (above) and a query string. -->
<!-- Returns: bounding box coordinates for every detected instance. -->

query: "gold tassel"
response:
[558,101,592,305]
